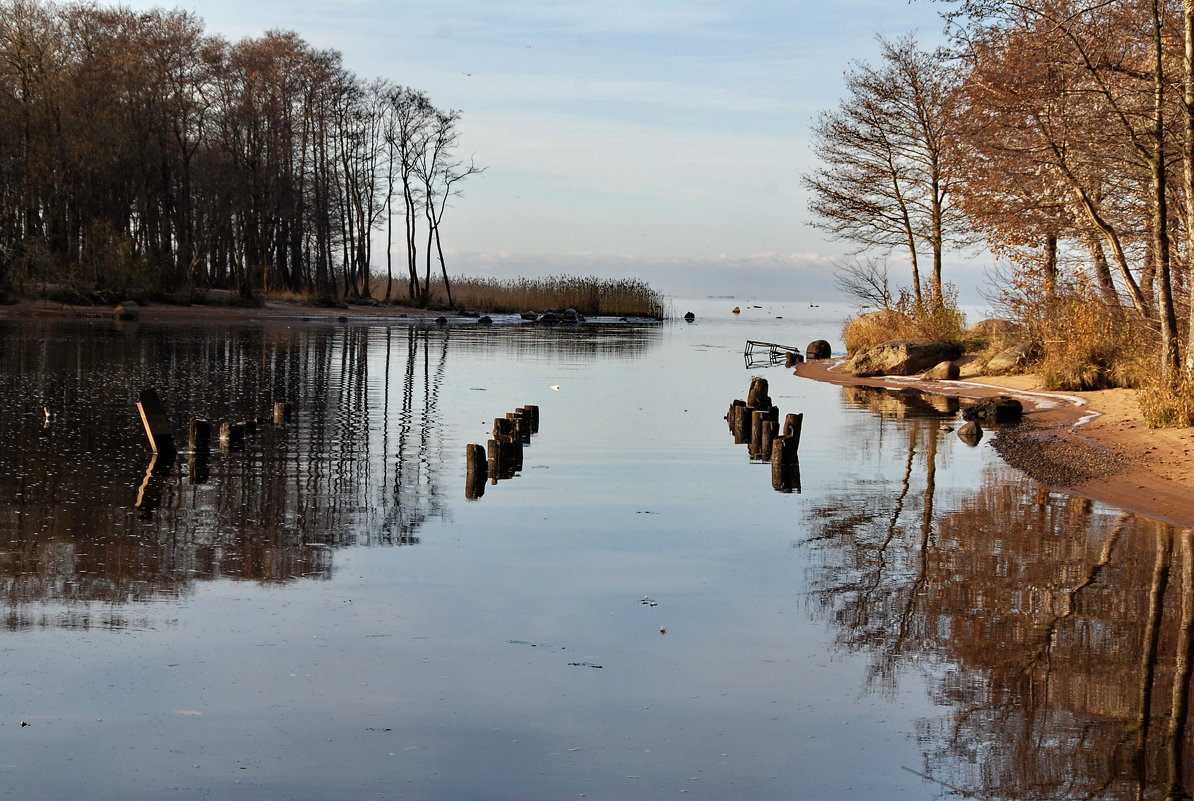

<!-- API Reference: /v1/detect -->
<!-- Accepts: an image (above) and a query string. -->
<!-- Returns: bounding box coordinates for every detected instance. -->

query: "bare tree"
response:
[804,35,964,308]
[832,255,894,310]
[414,108,483,309]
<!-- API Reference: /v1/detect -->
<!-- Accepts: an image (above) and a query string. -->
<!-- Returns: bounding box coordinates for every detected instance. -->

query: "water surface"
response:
[0,298,1189,800]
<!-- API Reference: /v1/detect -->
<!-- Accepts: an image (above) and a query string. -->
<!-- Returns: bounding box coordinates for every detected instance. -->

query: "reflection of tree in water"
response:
[807,412,953,693]
[807,388,1194,800]
[0,322,451,626]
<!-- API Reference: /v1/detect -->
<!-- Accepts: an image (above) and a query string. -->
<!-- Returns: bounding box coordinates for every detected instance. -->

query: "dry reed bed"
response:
[380,276,666,318]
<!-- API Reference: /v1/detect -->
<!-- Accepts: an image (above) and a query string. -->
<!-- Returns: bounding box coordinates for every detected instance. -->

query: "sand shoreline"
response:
[795,359,1194,529]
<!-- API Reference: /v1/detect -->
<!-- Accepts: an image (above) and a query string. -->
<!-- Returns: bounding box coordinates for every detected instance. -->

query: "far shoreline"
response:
[0,297,664,326]
[795,359,1194,530]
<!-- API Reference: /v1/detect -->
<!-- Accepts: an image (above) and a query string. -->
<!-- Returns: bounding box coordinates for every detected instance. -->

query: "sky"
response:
[120,0,976,302]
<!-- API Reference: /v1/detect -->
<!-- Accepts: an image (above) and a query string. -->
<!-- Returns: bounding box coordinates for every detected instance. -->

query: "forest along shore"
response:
[795,360,1194,530]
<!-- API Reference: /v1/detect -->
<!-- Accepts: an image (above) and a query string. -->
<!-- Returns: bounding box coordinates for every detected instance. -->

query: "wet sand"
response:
[796,359,1194,529]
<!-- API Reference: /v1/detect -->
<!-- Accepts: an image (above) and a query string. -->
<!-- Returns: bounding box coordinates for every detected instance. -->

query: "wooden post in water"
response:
[750,410,765,458]
[524,404,539,433]
[220,421,246,450]
[760,419,776,461]
[783,413,804,450]
[493,417,517,444]
[726,399,745,432]
[487,439,501,484]
[733,405,753,445]
[770,436,802,492]
[771,437,787,489]
[189,418,212,452]
[136,388,176,454]
[507,411,530,443]
[465,443,488,499]
[747,377,770,409]
[273,401,293,425]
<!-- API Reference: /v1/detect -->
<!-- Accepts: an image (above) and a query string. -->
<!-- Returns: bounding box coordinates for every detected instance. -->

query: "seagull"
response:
[550,385,560,391]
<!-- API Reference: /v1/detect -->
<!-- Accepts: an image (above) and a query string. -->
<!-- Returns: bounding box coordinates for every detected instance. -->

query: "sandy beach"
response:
[796,359,1194,529]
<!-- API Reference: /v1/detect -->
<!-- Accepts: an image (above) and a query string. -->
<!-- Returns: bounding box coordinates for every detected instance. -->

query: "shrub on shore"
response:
[842,287,967,355]
[997,272,1143,392]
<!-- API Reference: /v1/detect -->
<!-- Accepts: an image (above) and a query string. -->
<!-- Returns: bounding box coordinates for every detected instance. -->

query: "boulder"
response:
[956,420,983,447]
[683,311,695,322]
[114,300,140,321]
[968,318,1018,336]
[923,360,960,381]
[843,339,963,377]
[806,340,832,361]
[985,343,1036,374]
[962,395,1023,425]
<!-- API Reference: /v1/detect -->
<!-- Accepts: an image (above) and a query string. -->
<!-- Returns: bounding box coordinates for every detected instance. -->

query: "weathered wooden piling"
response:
[733,404,753,445]
[493,417,518,444]
[273,401,293,425]
[783,413,804,450]
[487,439,523,481]
[219,421,246,450]
[507,410,531,443]
[465,443,488,499]
[728,402,741,434]
[770,437,802,492]
[747,377,771,410]
[188,418,212,452]
[188,451,210,484]
[750,410,766,458]
[760,419,776,461]
[136,388,176,454]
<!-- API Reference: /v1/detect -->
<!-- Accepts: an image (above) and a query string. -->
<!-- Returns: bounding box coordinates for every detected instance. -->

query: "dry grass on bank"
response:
[376,275,667,318]
[842,294,970,356]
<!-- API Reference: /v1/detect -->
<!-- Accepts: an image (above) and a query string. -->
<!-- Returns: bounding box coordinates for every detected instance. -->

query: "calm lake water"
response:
[0,298,1191,800]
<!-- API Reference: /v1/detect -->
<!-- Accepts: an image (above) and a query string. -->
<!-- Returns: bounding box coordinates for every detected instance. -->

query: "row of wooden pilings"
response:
[465,404,540,499]
[137,388,294,457]
[181,401,294,454]
[135,388,294,513]
[725,377,802,492]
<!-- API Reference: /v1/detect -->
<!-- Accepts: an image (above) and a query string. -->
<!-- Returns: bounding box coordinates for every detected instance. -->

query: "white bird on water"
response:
[550,385,560,391]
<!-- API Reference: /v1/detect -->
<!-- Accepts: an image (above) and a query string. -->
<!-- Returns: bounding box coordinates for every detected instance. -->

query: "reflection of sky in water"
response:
[0,300,1178,800]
